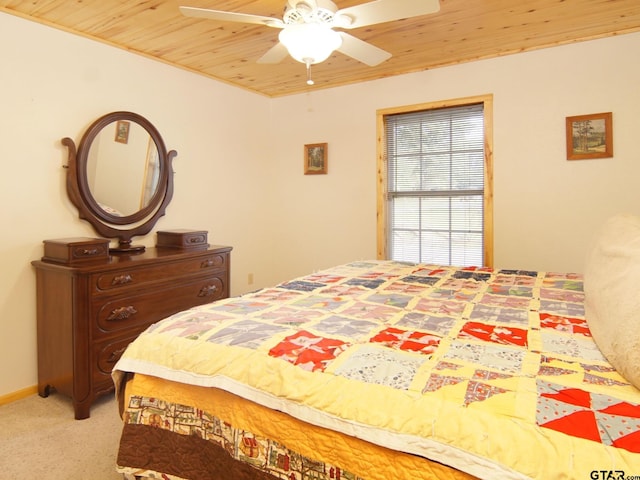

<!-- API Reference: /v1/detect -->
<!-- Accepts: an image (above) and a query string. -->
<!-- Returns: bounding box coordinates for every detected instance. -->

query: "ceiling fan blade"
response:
[257,42,290,64]
[179,6,284,28]
[336,0,440,29]
[337,32,391,66]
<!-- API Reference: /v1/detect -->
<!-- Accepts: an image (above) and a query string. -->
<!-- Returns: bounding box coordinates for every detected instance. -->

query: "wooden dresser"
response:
[32,239,232,419]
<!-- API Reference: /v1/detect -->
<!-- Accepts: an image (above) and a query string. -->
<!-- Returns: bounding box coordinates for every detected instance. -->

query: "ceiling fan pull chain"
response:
[305,59,315,85]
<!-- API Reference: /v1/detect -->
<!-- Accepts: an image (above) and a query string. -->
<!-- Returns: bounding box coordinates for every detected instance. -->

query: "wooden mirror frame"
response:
[62,111,177,253]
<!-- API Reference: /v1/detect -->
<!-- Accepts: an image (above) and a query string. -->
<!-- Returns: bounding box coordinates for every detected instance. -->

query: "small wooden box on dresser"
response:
[32,237,232,419]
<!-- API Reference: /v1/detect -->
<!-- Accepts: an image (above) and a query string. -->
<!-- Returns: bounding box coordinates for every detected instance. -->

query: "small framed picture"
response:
[566,112,613,160]
[115,120,130,144]
[304,143,327,175]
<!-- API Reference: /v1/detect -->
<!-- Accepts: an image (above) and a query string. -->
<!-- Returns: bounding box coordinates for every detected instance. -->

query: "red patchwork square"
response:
[458,321,528,347]
[370,327,441,355]
[269,330,349,372]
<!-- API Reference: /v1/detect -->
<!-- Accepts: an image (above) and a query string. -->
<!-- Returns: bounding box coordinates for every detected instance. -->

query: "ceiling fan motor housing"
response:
[284,0,338,25]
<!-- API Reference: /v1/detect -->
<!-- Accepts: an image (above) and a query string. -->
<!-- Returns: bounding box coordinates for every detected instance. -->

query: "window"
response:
[376,95,493,267]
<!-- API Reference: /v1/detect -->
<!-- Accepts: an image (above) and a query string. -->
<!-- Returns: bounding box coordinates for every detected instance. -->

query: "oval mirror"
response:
[63,112,177,252]
[86,120,160,218]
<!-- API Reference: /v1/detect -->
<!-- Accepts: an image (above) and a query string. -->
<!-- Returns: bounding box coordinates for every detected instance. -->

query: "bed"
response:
[113,216,640,480]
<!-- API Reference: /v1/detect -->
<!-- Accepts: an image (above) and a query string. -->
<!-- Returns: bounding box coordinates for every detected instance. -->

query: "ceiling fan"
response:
[179,0,440,84]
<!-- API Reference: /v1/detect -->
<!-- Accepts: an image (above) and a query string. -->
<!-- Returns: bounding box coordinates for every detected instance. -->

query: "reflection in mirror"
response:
[62,111,177,253]
[87,121,160,217]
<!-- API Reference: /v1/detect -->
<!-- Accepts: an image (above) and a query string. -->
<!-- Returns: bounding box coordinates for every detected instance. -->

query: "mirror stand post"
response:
[110,239,146,254]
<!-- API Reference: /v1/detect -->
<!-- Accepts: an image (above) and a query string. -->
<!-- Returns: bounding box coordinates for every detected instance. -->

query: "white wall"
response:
[268,32,640,281]
[0,12,272,396]
[2,9,640,398]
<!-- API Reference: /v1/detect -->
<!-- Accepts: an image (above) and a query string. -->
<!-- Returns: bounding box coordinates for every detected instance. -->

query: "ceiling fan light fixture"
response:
[279,23,342,64]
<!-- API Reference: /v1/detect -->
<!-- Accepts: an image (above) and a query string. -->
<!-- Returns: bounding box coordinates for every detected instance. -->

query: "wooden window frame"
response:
[376,94,494,267]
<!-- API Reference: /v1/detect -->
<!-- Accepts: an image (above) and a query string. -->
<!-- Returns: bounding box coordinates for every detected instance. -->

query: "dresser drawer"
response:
[95,335,133,376]
[93,274,227,336]
[92,335,135,391]
[43,237,109,265]
[93,252,228,293]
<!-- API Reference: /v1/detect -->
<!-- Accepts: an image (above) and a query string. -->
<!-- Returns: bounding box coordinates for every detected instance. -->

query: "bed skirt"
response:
[116,373,476,480]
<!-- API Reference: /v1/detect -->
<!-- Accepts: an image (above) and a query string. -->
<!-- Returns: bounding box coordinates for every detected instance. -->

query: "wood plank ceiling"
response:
[2,0,640,97]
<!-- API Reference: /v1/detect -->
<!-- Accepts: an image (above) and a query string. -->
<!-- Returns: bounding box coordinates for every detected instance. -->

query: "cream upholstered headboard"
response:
[584,213,640,389]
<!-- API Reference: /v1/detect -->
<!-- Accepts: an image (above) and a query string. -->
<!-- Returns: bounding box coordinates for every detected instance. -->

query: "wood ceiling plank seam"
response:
[113,20,215,46]
[155,25,270,50]
[40,2,127,28]
[160,37,280,63]
[1,0,61,17]
[56,1,178,38]
[158,40,270,63]
[66,12,154,36]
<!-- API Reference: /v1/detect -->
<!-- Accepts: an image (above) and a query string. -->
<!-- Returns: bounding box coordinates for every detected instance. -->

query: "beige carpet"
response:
[0,392,123,479]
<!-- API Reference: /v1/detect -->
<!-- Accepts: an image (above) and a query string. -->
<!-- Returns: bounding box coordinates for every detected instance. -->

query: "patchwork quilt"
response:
[114,261,640,479]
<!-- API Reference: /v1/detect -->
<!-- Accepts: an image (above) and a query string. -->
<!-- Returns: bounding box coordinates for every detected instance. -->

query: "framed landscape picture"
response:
[304,143,327,174]
[115,120,130,144]
[566,112,612,160]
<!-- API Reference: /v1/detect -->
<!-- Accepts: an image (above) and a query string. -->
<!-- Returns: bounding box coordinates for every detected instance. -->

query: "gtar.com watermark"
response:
[590,471,640,480]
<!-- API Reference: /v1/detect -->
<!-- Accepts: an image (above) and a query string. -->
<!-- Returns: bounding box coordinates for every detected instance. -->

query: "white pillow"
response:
[584,213,640,389]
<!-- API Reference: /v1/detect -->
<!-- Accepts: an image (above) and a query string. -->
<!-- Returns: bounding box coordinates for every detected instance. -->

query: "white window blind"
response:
[385,103,485,266]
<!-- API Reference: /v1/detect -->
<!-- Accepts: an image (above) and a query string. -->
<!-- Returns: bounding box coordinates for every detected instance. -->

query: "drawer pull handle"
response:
[201,259,215,268]
[81,248,99,256]
[107,347,127,364]
[107,306,138,321]
[112,274,133,286]
[198,285,218,297]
